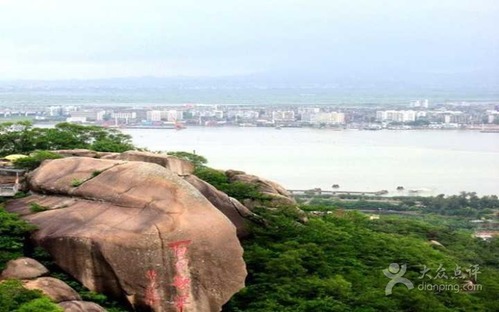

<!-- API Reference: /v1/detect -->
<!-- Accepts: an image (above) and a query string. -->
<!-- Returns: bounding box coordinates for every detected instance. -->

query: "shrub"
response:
[71,178,84,187]
[13,150,62,170]
[16,297,63,312]
[0,278,62,312]
[167,151,207,168]
[91,170,103,178]
[29,203,49,213]
[0,206,36,270]
[194,166,267,201]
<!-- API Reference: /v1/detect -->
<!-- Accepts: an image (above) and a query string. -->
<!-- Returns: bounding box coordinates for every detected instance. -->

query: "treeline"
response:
[223,207,499,311]
[418,193,499,217]
[303,192,499,218]
[0,121,134,156]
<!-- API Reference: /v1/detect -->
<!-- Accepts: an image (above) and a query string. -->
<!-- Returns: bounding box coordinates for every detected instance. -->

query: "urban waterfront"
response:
[123,127,499,197]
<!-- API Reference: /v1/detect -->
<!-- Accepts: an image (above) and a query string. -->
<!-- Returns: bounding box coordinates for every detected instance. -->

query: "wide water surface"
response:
[123,127,499,196]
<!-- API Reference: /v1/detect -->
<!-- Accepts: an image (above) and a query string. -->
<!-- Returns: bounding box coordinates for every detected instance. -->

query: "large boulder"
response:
[0,257,48,280]
[184,175,262,238]
[54,149,118,159]
[102,151,194,175]
[225,170,296,208]
[58,301,107,312]
[6,157,246,312]
[23,277,81,303]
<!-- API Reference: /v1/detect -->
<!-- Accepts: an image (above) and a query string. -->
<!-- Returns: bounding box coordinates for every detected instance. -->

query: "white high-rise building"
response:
[310,112,345,124]
[376,110,416,122]
[146,110,162,122]
[167,110,184,122]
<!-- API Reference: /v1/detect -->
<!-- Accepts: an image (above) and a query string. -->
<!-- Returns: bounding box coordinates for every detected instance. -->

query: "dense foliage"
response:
[0,206,62,311]
[0,280,62,312]
[0,121,134,156]
[0,204,35,270]
[303,192,499,219]
[166,151,208,167]
[224,207,499,312]
[194,165,269,202]
[13,150,63,170]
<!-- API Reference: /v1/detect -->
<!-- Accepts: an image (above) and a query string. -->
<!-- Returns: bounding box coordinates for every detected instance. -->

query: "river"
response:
[121,127,499,196]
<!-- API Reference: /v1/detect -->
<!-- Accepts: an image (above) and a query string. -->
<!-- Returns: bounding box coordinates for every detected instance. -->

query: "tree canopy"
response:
[0,121,135,156]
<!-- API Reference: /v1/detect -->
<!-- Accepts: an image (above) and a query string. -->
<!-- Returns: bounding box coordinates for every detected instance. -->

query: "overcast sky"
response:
[0,0,498,81]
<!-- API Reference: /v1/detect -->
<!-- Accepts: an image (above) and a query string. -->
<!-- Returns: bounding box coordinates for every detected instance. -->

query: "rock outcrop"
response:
[23,277,82,303]
[184,174,262,238]
[102,151,194,175]
[6,157,246,312]
[225,170,296,208]
[0,257,48,280]
[54,149,194,176]
[54,149,118,159]
[0,257,107,311]
[58,301,107,312]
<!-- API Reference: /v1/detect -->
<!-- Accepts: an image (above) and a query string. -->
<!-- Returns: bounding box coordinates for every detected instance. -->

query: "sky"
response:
[0,0,498,82]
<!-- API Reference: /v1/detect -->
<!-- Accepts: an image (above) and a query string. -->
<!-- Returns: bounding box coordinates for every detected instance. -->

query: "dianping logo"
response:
[383,263,414,295]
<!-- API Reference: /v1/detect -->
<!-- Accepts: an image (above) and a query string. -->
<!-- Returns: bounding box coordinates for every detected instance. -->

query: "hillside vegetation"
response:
[223,205,499,311]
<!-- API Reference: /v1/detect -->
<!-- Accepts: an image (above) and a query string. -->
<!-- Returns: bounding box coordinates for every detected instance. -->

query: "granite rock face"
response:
[102,151,194,175]
[54,149,118,159]
[23,277,82,303]
[184,174,261,238]
[0,257,48,280]
[6,157,246,312]
[58,301,107,312]
[225,169,296,208]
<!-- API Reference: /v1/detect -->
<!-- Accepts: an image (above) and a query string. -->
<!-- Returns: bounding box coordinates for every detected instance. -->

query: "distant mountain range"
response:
[0,70,497,106]
[0,67,497,90]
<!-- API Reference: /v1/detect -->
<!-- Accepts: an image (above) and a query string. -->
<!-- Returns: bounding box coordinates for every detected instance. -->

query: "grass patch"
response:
[29,203,49,213]
[91,170,103,178]
[71,178,84,187]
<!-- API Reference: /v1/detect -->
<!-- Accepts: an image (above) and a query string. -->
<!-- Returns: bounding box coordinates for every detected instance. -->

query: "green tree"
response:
[167,151,207,167]
[16,297,63,312]
[0,205,36,270]
[0,280,61,312]
[13,151,63,170]
[0,121,135,157]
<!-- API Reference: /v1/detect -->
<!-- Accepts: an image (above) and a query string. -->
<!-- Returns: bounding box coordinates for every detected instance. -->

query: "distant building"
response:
[272,111,295,123]
[376,110,416,122]
[46,106,63,116]
[310,112,345,124]
[146,110,162,122]
[412,99,429,108]
[228,110,259,120]
[70,110,105,122]
[486,110,499,124]
[213,110,224,119]
[111,111,137,124]
[167,110,184,122]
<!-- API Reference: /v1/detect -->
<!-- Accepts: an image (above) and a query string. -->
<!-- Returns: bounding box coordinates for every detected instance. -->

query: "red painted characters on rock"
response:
[145,269,161,306]
[168,240,192,312]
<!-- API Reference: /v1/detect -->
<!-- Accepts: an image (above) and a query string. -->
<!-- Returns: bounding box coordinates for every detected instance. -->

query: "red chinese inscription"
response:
[169,240,192,312]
